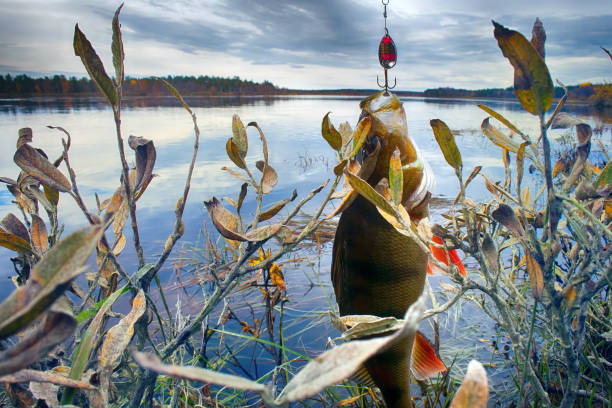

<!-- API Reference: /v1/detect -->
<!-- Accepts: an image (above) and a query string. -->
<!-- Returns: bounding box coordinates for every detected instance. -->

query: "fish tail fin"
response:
[411,331,447,381]
[427,260,434,275]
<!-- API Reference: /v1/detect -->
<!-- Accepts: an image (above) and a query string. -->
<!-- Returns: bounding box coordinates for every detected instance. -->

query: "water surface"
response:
[1,95,609,403]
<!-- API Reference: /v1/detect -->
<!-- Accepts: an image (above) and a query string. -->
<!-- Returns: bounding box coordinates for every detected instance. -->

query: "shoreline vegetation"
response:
[1,73,610,108]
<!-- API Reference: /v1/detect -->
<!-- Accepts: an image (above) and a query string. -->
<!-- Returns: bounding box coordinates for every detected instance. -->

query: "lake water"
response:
[0,95,610,404]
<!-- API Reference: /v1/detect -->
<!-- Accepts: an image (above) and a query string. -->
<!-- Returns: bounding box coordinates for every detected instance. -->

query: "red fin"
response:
[430,236,466,276]
[411,331,447,381]
[427,261,434,275]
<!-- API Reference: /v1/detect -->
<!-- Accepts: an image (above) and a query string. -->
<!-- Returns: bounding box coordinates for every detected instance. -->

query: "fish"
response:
[331,90,445,407]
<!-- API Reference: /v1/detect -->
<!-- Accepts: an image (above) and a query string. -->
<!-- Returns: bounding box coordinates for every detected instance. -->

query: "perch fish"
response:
[331,90,446,407]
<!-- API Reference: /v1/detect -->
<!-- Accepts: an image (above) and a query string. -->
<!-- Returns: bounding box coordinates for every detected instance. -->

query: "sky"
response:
[0,0,610,91]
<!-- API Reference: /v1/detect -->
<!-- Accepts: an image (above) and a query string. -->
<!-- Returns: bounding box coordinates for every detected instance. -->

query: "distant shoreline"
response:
[1,73,609,108]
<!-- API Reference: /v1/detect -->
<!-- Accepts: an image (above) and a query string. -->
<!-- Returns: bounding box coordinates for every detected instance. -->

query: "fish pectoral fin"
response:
[411,331,447,381]
[349,364,377,388]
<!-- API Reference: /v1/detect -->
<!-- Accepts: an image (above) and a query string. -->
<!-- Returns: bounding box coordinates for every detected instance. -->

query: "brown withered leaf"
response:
[0,225,103,339]
[563,285,577,308]
[29,381,59,407]
[481,234,499,275]
[245,224,290,242]
[0,228,32,253]
[0,297,76,376]
[575,123,592,147]
[449,360,488,408]
[99,290,146,371]
[333,160,348,176]
[17,128,33,149]
[525,253,544,300]
[30,214,48,253]
[112,199,129,235]
[112,233,126,256]
[133,351,267,392]
[7,185,37,214]
[256,160,278,194]
[221,166,249,182]
[128,135,156,193]
[493,21,553,116]
[14,144,71,192]
[280,294,426,403]
[260,190,297,222]
[550,112,583,129]
[1,213,29,242]
[491,204,524,238]
[0,368,95,389]
[232,114,248,159]
[225,138,246,169]
[530,18,546,59]
[204,197,246,242]
[0,176,18,186]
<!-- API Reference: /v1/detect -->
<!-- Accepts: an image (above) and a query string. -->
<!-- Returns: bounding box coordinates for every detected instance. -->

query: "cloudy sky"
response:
[0,0,610,91]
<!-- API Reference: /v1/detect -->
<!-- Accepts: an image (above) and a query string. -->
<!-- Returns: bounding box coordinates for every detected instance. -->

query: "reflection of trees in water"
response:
[0,95,283,114]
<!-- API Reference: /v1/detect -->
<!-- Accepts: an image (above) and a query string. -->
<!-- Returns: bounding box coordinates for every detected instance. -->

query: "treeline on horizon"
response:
[0,73,609,106]
[0,74,278,97]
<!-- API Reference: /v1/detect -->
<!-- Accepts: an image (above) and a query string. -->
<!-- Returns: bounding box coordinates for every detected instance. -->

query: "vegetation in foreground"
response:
[0,6,609,408]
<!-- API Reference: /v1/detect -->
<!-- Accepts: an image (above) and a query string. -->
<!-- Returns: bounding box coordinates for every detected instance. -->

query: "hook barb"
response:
[377,68,396,95]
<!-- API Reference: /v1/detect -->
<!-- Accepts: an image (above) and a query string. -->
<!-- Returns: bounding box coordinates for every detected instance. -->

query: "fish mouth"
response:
[355,111,382,166]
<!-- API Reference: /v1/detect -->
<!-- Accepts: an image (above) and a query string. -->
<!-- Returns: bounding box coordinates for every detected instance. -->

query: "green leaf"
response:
[225,138,246,169]
[389,147,403,206]
[232,114,248,158]
[347,116,372,159]
[111,4,125,86]
[73,24,118,107]
[477,104,526,139]
[493,21,553,116]
[595,162,612,190]
[345,172,395,216]
[75,285,129,324]
[157,77,193,114]
[516,142,529,198]
[63,285,130,404]
[321,112,342,151]
[430,119,462,172]
[0,225,103,339]
[481,117,530,156]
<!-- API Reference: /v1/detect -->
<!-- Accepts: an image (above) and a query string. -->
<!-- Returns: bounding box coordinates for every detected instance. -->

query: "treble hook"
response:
[377,68,396,95]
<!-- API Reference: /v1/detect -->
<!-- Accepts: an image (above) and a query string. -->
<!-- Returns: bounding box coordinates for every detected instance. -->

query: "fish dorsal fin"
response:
[411,331,447,381]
